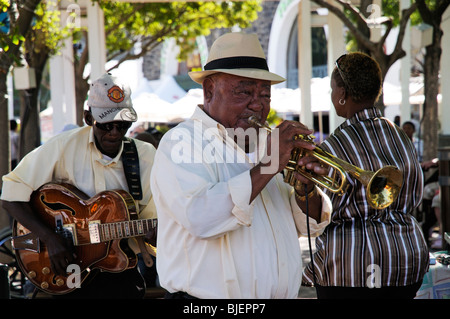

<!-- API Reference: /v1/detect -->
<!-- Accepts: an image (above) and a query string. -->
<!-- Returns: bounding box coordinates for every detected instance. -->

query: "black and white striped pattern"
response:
[303,108,429,287]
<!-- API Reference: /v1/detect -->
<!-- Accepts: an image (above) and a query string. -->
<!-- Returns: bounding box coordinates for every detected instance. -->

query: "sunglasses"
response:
[95,121,132,132]
[335,54,351,90]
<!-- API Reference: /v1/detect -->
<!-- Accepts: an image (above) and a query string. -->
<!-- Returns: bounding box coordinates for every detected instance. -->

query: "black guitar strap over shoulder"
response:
[121,138,143,200]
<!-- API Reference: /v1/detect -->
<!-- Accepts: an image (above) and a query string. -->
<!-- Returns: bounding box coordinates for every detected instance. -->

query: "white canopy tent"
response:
[42,71,436,140]
[132,92,177,123]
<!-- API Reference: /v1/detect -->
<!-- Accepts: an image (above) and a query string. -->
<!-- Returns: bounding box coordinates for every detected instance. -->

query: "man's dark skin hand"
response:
[144,226,157,247]
[1,200,76,276]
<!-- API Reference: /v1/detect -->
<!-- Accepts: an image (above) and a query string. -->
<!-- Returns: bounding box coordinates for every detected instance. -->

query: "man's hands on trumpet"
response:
[266,120,329,186]
[250,120,327,222]
[276,120,327,222]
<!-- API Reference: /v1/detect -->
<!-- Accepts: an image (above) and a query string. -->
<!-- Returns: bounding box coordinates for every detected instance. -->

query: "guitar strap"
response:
[122,138,155,267]
[121,138,143,200]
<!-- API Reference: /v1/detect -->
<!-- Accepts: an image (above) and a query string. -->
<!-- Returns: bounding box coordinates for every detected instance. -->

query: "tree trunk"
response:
[415,0,450,162]
[0,72,11,230]
[18,38,50,157]
[74,31,90,126]
[0,73,11,177]
[74,74,89,126]
[0,0,42,193]
[18,85,42,158]
[421,37,442,162]
[356,0,372,55]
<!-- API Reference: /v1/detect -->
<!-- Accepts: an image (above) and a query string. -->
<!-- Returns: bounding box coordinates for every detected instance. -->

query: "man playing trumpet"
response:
[150,32,332,299]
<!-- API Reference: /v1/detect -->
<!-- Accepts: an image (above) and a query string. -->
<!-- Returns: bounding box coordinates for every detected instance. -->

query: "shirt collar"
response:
[337,107,382,131]
[88,127,124,165]
[191,105,229,139]
[190,105,268,161]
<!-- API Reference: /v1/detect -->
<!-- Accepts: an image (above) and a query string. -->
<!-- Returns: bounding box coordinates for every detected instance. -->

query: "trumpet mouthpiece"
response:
[248,116,271,132]
[248,116,259,126]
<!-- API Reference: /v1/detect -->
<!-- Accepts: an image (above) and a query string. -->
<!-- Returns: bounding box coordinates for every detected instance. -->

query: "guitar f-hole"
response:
[41,195,76,216]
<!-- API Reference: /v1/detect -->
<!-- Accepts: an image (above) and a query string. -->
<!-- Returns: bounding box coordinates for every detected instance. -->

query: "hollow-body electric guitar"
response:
[12,183,157,295]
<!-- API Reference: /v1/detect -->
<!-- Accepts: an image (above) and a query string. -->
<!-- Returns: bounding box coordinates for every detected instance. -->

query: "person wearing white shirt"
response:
[2,73,157,298]
[151,32,331,299]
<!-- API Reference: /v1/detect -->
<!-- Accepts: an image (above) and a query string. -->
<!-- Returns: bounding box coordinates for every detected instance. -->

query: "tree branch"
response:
[388,3,418,65]
[104,11,215,74]
[435,0,450,18]
[415,0,432,24]
[0,0,41,74]
[105,26,172,73]
[312,0,376,52]
[104,3,146,38]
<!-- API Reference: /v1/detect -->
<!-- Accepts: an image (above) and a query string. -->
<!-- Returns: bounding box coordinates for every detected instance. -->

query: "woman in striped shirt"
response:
[302,52,429,299]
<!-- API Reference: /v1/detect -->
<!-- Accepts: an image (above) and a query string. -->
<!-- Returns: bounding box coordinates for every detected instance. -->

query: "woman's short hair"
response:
[332,52,382,104]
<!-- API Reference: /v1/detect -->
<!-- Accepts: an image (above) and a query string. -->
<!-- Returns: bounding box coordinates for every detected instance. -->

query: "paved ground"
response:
[298,236,317,299]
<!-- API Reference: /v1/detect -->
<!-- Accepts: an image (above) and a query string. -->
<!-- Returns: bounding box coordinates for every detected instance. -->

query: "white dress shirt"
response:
[151,106,331,299]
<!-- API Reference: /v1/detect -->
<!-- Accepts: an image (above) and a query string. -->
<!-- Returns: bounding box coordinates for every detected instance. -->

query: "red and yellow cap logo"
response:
[108,86,125,103]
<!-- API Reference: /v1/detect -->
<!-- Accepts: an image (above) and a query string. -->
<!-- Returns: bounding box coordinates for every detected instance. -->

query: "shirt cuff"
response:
[0,176,34,202]
[228,170,254,227]
[291,186,331,237]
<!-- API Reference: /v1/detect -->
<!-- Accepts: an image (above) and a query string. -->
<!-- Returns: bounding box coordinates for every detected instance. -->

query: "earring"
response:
[339,99,346,105]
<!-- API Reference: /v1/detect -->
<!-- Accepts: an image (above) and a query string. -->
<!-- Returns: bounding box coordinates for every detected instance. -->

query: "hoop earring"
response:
[339,98,346,105]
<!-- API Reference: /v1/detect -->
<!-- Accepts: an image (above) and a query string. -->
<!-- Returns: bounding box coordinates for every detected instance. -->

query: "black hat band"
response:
[204,56,269,71]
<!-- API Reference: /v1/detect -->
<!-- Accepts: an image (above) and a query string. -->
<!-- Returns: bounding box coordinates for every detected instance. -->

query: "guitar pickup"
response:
[55,215,77,246]
[62,223,77,246]
[89,221,101,244]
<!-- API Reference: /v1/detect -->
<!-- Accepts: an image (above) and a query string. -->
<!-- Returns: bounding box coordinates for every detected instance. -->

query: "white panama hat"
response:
[189,33,285,85]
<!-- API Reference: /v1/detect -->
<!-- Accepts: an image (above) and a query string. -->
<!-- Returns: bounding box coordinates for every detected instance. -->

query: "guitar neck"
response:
[89,219,157,243]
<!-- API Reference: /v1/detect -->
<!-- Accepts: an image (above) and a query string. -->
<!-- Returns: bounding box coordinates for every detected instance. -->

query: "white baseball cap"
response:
[87,73,138,123]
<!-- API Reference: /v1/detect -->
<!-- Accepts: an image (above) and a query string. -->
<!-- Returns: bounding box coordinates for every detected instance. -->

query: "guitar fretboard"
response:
[97,219,157,242]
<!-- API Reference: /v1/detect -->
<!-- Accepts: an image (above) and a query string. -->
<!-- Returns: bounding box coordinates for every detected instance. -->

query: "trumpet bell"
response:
[367,166,403,210]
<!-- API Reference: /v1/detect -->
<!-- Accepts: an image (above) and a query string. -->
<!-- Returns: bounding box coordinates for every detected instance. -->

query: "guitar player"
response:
[1,73,157,299]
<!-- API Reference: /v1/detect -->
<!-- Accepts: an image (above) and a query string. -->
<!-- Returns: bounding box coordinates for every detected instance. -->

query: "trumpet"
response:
[248,116,403,209]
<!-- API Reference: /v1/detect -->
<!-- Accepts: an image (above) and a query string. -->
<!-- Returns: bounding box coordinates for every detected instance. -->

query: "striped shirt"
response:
[302,107,429,287]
